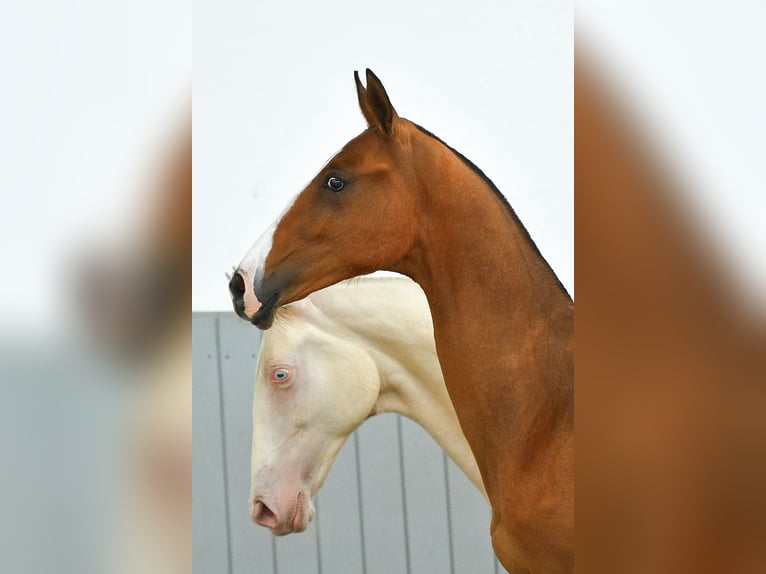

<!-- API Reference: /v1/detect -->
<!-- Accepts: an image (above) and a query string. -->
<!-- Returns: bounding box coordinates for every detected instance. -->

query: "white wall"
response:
[194,0,573,311]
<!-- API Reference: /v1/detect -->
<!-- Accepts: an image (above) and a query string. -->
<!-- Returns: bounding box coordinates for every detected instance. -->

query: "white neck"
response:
[303,277,487,499]
[373,348,488,499]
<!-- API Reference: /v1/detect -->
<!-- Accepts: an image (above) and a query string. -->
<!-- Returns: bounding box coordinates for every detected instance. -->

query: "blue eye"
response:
[270,366,293,385]
[326,176,345,192]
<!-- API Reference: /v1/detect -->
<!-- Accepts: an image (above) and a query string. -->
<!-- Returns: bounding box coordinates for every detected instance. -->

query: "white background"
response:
[194,0,574,311]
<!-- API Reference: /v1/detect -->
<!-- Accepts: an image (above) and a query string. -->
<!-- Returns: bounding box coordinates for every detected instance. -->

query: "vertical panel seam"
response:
[443,453,455,574]
[214,316,234,574]
[396,416,411,574]
[314,497,323,574]
[271,533,278,574]
[353,432,368,574]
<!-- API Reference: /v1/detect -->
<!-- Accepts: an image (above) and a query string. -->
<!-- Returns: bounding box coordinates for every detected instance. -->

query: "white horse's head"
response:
[249,300,381,535]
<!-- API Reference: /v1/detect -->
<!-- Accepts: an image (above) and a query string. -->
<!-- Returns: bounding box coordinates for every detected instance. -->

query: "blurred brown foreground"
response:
[0,122,191,574]
[575,55,766,573]
[80,127,192,574]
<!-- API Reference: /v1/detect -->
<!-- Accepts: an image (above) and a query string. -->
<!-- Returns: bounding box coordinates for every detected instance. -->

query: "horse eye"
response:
[270,366,293,386]
[326,176,345,192]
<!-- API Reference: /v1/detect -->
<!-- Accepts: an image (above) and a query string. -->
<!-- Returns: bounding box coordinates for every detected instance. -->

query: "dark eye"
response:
[326,176,345,192]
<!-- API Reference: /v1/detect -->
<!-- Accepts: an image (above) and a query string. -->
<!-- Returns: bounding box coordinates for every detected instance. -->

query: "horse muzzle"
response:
[250,491,315,535]
[229,268,286,329]
[249,290,279,329]
[229,269,257,317]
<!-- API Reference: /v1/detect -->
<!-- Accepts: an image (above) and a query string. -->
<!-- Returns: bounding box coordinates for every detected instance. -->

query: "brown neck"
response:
[393,131,573,492]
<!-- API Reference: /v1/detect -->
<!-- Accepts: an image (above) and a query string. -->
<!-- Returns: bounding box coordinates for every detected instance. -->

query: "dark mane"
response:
[411,122,571,300]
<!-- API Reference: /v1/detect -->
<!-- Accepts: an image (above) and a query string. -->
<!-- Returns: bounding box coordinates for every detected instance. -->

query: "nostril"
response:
[252,500,278,529]
[229,271,246,301]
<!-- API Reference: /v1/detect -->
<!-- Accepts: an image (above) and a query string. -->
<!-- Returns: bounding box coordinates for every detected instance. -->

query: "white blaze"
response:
[237,195,297,316]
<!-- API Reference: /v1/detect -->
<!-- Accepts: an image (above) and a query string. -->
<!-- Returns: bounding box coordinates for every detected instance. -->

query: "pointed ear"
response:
[354,69,398,134]
[354,70,375,127]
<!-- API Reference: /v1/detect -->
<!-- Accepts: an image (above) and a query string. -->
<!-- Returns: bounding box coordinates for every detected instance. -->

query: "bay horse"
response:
[248,276,485,535]
[230,70,573,573]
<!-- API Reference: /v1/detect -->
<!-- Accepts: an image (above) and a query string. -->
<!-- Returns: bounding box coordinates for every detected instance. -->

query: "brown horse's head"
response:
[230,69,424,328]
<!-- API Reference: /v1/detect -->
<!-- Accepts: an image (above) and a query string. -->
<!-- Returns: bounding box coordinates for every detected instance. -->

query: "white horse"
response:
[249,276,487,535]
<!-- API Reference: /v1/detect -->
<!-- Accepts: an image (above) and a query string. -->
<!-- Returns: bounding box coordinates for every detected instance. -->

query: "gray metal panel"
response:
[399,417,453,574]
[356,413,409,574]
[192,315,230,573]
[273,519,320,574]
[445,457,498,574]
[315,435,365,574]
[0,349,122,574]
[216,314,276,574]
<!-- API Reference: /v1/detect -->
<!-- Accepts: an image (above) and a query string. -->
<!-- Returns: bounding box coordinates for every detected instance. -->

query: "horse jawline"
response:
[250,291,279,330]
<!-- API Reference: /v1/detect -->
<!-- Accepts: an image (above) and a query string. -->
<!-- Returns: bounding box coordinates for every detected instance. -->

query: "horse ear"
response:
[354,70,375,127]
[354,69,397,134]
